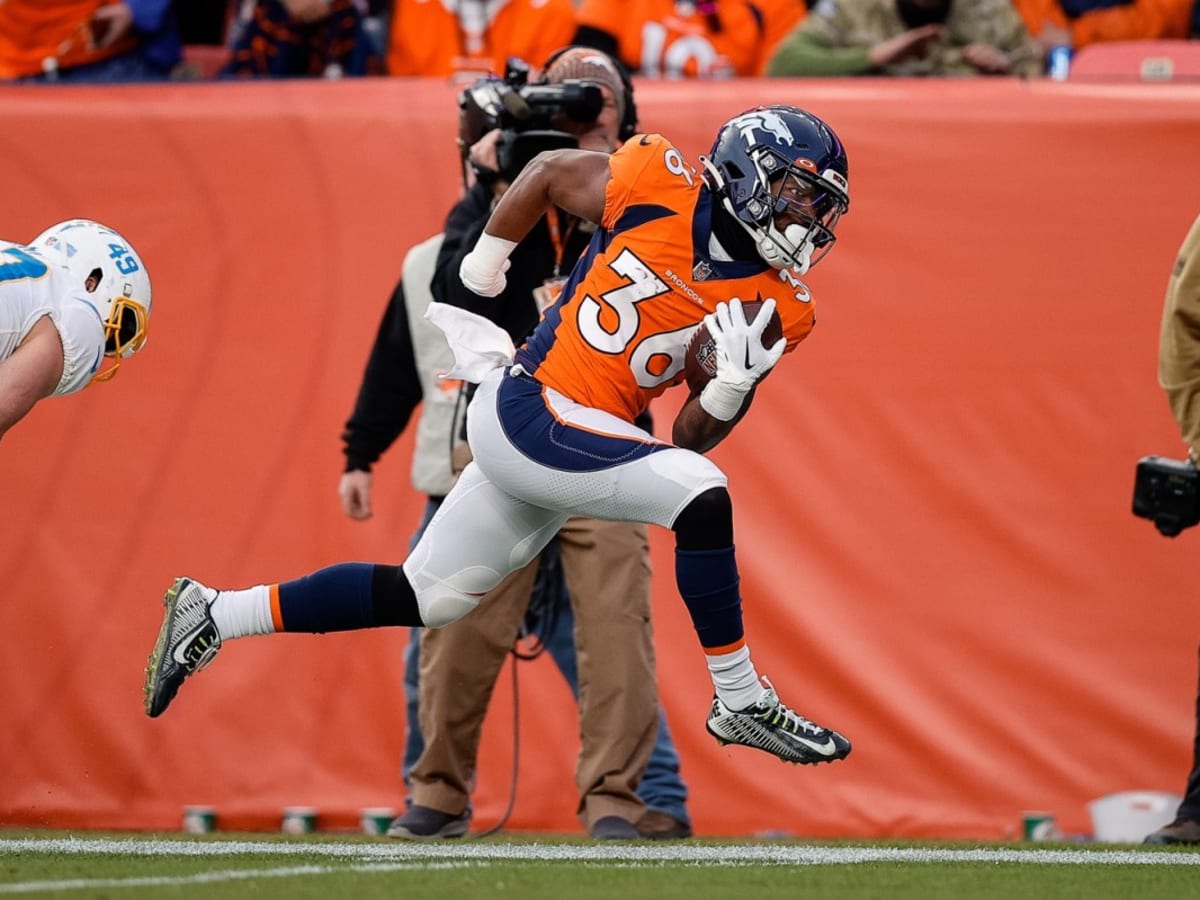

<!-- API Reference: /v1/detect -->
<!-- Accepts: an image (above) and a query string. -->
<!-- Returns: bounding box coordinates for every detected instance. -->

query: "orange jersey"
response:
[0,0,134,79]
[386,0,577,77]
[575,0,775,77]
[514,133,816,423]
[1013,0,1192,48]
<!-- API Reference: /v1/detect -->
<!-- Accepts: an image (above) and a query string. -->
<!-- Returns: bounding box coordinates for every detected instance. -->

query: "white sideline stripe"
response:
[0,861,475,894]
[1,837,1198,867]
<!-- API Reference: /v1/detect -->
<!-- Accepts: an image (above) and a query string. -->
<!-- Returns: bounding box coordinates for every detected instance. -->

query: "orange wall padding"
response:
[2,78,1200,839]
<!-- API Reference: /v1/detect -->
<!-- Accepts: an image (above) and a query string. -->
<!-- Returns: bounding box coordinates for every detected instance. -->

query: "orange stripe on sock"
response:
[269,584,284,633]
[703,637,746,656]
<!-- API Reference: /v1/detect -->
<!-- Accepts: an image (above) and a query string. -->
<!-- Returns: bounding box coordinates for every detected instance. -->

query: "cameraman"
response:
[1144,210,1200,845]
[392,47,693,842]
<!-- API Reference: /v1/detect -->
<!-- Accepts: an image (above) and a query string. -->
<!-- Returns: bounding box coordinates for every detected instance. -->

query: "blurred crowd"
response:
[0,0,1196,84]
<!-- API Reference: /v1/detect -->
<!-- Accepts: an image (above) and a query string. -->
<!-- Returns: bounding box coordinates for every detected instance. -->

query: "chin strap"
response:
[758,222,813,274]
[702,155,813,273]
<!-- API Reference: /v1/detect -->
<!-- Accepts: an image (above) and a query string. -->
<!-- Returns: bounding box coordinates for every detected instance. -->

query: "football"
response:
[683,300,784,393]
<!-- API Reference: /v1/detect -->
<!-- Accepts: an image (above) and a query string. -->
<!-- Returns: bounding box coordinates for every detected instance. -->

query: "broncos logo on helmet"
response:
[702,104,850,274]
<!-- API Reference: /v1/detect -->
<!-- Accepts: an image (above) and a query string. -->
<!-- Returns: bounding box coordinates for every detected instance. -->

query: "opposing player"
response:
[144,104,854,768]
[0,219,152,443]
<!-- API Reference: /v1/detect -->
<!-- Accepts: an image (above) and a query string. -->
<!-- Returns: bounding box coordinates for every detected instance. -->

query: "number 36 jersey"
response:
[514,134,817,424]
[0,241,104,396]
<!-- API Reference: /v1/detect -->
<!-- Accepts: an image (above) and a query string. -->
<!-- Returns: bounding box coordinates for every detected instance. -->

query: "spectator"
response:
[385,0,576,77]
[766,0,1043,77]
[1,220,152,443]
[572,0,807,77]
[377,47,691,842]
[0,0,181,82]
[1144,211,1200,847]
[1012,0,1194,66]
[223,0,383,77]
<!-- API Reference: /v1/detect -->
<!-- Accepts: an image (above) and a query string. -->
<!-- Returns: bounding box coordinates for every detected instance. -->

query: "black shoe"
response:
[1144,818,1200,845]
[589,815,639,840]
[636,810,693,840]
[706,676,851,765]
[143,578,222,718]
[386,804,470,839]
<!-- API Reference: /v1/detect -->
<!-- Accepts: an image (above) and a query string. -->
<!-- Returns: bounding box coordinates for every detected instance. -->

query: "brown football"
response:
[683,300,784,394]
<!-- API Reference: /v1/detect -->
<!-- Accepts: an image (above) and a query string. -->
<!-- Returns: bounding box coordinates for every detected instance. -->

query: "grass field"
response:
[2,831,1199,899]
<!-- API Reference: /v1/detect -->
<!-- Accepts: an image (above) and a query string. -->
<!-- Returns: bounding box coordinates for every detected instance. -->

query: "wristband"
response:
[469,232,518,275]
[699,378,749,422]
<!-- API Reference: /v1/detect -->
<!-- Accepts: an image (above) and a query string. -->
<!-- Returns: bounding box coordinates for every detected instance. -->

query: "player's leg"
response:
[144,462,565,717]
[672,485,851,765]
[472,372,850,765]
[558,516,657,838]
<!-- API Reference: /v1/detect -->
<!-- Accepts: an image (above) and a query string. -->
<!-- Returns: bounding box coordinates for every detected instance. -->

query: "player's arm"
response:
[0,316,65,443]
[672,386,756,453]
[459,149,611,297]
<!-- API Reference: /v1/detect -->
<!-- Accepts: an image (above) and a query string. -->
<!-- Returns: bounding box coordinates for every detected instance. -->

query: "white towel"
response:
[425,301,516,383]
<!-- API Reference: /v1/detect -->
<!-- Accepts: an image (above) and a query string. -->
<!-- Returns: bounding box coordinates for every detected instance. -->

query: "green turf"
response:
[1,831,1197,900]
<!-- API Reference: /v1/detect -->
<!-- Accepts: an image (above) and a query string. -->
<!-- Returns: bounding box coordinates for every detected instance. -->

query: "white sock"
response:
[210,585,275,640]
[706,644,765,710]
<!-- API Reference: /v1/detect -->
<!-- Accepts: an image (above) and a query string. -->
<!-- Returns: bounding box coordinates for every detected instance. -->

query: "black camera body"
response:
[1132,455,1200,537]
[458,59,604,183]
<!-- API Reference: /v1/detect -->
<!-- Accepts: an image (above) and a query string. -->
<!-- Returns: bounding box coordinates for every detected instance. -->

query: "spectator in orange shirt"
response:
[0,0,181,82]
[386,0,577,77]
[1013,0,1194,61]
[572,0,808,78]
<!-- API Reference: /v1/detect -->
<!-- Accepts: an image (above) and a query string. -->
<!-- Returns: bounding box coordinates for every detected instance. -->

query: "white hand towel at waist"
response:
[425,301,516,383]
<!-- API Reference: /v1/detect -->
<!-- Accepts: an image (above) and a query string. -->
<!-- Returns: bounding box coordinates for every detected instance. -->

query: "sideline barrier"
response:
[1,78,1199,838]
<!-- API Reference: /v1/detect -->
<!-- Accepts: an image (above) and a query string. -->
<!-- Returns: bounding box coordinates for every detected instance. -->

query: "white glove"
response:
[699,298,786,421]
[459,232,517,297]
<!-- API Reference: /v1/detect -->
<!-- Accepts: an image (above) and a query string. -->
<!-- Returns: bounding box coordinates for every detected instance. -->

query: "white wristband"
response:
[699,378,749,422]
[470,232,518,273]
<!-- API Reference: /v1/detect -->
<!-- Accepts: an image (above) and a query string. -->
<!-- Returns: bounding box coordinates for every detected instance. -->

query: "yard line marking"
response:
[0,861,478,895]
[1,838,1198,866]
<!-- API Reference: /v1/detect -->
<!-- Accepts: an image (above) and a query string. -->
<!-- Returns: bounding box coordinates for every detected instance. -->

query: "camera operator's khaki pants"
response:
[409,515,658,832]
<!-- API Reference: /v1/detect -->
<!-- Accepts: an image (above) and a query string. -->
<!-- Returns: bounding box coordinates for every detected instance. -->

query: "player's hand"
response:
[705,298,786,391]
[459,254,510,297]
[339,470,373,520]
[459,232,517,297]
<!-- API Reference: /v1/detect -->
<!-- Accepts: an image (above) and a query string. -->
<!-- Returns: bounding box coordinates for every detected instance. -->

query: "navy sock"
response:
[675,546,743,649]
[277,563,420,632]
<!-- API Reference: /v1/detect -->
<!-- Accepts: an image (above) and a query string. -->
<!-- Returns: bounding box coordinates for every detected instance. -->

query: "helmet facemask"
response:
[727,146,846,274]
[92,294,150,382]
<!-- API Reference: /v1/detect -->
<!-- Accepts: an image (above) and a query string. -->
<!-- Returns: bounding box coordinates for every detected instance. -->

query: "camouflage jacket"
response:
[767,0,1044,76]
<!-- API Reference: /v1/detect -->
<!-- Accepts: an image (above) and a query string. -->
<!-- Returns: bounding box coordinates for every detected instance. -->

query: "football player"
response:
[0,219,151,443]
[144,105,853,769]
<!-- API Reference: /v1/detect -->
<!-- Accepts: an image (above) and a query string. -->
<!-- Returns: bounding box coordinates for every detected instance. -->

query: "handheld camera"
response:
[457,58,604,183]
[1132,455,1200,537]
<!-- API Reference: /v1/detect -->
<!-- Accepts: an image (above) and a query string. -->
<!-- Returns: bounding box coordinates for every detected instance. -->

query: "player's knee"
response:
[405,561,503,627]
[673,486,733,550]
[417,588,481,628]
